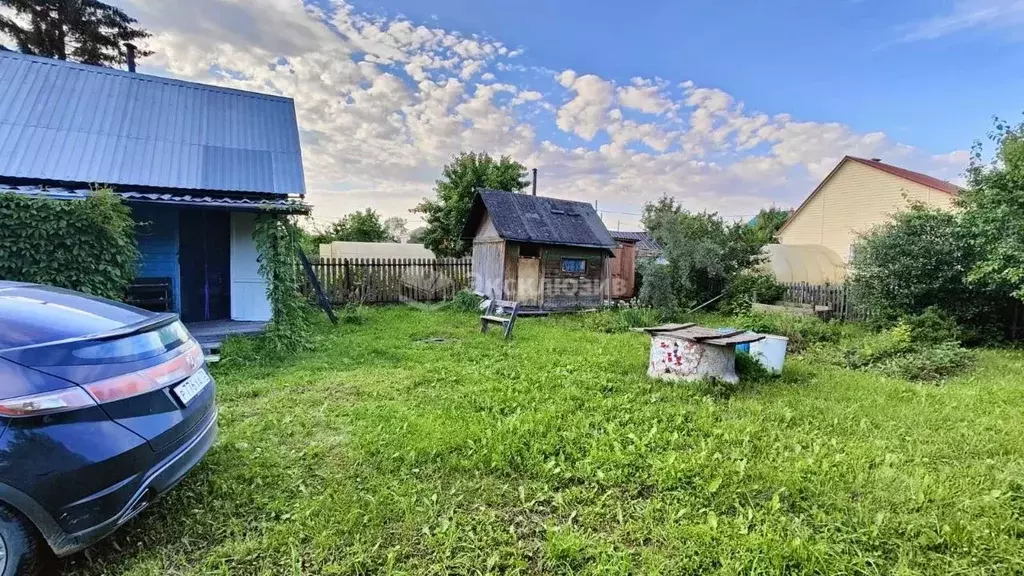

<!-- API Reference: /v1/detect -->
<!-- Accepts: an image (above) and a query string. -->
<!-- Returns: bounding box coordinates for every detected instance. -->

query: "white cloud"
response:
[87,0,969,224]
[900,0,1024,42]
[555,72,616,140]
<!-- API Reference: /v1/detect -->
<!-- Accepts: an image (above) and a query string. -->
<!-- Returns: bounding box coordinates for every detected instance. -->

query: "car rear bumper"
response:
[17,408,218,557]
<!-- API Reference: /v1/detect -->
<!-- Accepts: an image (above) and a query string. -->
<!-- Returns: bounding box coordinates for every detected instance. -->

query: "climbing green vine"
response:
[0,189,139,300]
[253,211,313,353]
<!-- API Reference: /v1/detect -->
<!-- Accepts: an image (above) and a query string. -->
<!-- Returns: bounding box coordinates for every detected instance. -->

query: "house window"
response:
[561,258,586,273]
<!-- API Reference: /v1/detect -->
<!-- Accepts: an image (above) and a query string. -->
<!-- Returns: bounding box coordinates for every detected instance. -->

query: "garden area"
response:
[61,305,1024,575]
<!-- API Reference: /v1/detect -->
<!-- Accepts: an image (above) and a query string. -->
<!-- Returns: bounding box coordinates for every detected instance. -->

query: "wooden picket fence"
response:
[303,257,473,305]
[778,282,871,321]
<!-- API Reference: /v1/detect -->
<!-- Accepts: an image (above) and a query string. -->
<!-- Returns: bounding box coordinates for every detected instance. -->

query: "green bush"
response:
[736,311,842,353]
[636,258,675,315]
[442,289,483,312]
[735,350,774,382]
[0,190,139,300]
[722,271,787,314]
[845,323,914,368]
[830,320,974,382]
[903,307,961,345]
[876,342,974,382]
[850,203,1010,342]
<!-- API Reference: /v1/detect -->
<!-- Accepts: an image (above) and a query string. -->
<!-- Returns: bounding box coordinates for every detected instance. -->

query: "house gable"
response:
[778,158,957,261]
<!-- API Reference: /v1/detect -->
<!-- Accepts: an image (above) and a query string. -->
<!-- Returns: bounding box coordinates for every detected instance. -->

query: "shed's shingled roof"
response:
[461,189,616,251]
[0,51,305,195]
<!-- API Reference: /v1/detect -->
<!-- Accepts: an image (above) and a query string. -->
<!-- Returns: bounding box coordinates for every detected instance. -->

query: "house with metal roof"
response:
[460,189,617,310]
[0,50,308,324]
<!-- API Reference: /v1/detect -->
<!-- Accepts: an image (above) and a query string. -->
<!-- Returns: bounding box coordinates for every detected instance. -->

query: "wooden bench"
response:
[480,299,520,339]
[125,277,173,312]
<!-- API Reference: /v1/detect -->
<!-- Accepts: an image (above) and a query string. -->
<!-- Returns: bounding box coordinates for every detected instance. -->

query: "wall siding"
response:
[132,204,181,312]
[779,161,957,261]
[541,246,606,309]
[503,242,520,301]
[472,240,505,298]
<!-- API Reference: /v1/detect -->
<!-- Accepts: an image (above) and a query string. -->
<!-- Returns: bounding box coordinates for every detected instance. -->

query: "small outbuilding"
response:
[461,189,617,311]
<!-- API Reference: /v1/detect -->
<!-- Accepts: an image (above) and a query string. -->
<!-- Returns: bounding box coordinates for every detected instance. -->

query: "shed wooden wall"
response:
[607,241,636,299]
[541,245,607,309]
[472,212,506,298]
[472,241,504,299]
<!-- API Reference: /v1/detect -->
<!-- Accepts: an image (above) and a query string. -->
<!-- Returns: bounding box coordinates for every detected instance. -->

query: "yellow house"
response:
[777,156,961,263]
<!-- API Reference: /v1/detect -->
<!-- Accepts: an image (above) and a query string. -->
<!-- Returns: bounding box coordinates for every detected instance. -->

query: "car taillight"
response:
[0,387,98,417]
[82,340,204,404]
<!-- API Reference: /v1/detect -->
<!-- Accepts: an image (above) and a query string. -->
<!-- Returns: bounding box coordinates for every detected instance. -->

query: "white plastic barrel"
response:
[749,334,789,374]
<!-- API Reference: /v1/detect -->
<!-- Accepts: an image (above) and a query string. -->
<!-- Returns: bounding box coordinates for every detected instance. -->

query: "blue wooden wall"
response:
[132,204,181,313]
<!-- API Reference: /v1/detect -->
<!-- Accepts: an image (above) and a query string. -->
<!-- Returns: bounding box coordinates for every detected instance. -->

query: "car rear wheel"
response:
[0,505,41,576]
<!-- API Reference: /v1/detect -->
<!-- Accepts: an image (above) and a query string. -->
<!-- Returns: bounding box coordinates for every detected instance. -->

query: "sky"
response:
[87,1,1024,229]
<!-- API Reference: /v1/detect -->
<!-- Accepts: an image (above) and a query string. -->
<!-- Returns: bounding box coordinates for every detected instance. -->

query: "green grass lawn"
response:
[63,307,1024,575]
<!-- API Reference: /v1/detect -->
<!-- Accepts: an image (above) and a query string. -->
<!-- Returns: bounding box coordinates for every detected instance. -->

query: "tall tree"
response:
[323,209,396,243]
[0,0,151,68]
[384,216,408,243]
[641,197,764,310]
[746,207,791,245]
[961,116,1024,301]
[407,226,428,244]
[414,151,529,257]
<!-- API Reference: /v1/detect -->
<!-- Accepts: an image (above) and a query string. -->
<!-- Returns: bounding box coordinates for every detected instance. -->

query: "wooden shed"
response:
[606,236,637,299]
[461,189,618,311]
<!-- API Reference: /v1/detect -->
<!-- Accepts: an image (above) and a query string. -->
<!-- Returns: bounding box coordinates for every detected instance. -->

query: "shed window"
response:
[561,258,586,273]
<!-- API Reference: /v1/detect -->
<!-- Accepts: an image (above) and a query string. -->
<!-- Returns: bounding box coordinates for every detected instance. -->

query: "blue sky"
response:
[98,0,1023,229]
[366,0,1024,152]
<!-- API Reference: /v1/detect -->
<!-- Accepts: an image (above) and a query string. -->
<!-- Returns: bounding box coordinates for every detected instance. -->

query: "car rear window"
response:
[0,285,152,349]
[70,320,190,362]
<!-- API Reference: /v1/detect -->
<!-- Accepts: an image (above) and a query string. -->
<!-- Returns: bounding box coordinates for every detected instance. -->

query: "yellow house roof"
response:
[778,156,961,236]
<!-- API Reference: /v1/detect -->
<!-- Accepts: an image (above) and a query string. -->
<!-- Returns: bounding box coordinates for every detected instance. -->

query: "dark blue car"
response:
[0,281,218,575]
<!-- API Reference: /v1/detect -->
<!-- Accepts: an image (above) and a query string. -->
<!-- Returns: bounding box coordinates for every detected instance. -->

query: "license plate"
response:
[172,369,211,406]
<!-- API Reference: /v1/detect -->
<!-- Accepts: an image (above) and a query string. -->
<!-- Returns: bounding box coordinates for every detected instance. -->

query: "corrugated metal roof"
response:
[461,189,616,251]
[610,231,662,253]
[0,51,305,195]
[0,184,309,213]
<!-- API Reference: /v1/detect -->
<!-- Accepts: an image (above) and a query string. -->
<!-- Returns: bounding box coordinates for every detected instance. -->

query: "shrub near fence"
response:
[306,257,473,305]
[778,282,871,321]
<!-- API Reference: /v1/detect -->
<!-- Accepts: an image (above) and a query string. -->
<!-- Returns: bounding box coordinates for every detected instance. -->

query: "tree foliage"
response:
[306,208,398,250]
[415,151,529,257]
[0,0,151,67]
[850,204,977,315]
[0,190,138,300]
[407,226,428,244]
[746,207,791,245]
[640,197,766,311]
[849,203,1009,343]
[961,116,1024,300]
[384,216,408,242]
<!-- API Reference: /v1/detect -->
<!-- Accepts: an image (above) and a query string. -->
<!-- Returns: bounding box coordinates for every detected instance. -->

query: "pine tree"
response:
[0,0,151,68]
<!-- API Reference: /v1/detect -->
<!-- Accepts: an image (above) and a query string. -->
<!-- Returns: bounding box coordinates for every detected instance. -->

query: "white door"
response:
[230,212,272,321]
